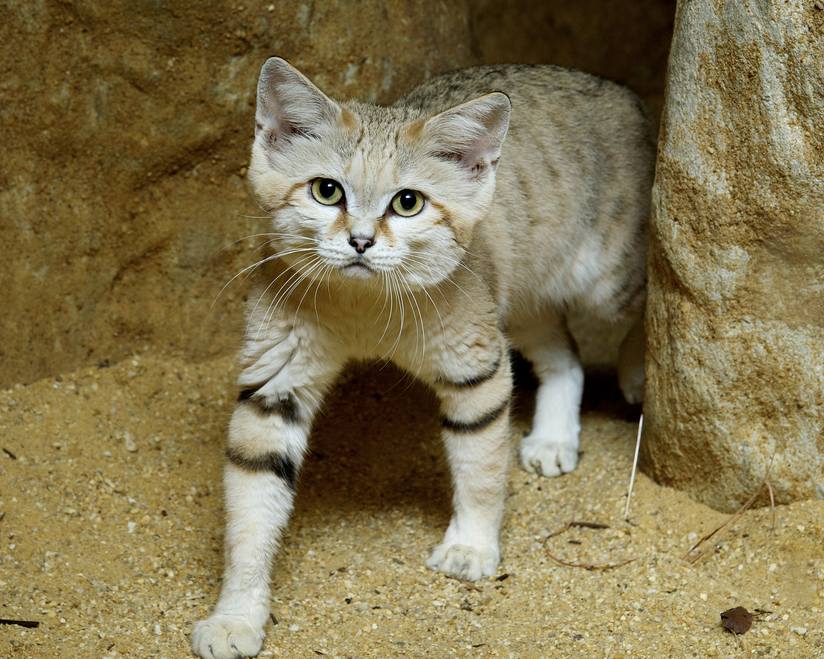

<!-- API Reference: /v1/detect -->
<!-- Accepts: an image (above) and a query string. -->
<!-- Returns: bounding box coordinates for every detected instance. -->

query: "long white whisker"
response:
[267,257,322,323]
[256,256,322,339]
[401,272,426,377]
[401,254,476,304]
[386,270,405,362]
[211,247,317,309]
[378,270,394,347]
[400,261,445,337]
[250,254,318,338]
[292,259,330,326]
[311,264,333,324]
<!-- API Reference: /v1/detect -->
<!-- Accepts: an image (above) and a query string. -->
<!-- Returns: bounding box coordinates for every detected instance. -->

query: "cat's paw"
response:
[192,615,264,659]
[520,434,578,477]
[426,542,499,581]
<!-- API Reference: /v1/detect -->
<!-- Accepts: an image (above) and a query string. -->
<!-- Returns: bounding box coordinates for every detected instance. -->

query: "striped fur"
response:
[237,388,302,424]
[441,398,510,433]
[225,446,298,489]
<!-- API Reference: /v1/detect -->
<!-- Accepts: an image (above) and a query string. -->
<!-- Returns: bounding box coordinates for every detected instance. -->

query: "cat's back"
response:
[399,64,650,149]
[400,65,655,322]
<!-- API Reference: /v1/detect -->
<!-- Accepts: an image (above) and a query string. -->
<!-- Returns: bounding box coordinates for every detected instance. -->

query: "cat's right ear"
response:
[255,57,343,146]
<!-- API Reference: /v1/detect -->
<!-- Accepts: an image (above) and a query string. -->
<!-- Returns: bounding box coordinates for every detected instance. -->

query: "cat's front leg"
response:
[426,331,513,581]
[192,325,342,659]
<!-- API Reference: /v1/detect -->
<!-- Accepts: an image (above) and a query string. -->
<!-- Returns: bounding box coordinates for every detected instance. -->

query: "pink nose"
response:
[348,234,374,254]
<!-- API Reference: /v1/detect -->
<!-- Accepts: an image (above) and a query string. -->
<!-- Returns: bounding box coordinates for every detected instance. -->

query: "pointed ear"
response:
[421,92,511,176]
[255,57,343,145]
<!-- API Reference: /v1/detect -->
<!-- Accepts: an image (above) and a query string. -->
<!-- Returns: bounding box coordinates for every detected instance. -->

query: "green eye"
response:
[311,178,344,205]
[391,189,425,217]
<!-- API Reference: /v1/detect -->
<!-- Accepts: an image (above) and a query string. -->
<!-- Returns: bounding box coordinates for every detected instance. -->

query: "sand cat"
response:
[193,57,653,658]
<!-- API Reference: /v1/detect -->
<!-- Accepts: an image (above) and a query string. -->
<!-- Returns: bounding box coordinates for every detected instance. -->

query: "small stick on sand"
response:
[623,414,644,520]
[683,485,762,564]
[542,520,609,543]
[684,456,777,563]
[545,551,636,572]
[766,480,776,533]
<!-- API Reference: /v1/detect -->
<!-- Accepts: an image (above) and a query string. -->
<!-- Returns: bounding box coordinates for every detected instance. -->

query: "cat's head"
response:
[248,57,510,291]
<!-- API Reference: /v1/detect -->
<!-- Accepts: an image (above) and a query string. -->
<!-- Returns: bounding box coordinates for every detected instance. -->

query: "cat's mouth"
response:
[340,260,374,278]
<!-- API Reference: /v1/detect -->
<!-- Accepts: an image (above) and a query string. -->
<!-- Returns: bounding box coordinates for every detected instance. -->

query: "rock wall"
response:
[0,1,674,387]
[0,1,476,386]
[643,0,824,511]
[471,0,675,121]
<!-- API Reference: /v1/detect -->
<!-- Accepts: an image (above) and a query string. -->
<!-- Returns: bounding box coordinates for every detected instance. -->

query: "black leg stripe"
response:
[238,388,302,424]
[438,353,502,388]
[441,398,510,434]
[225,447,297,489]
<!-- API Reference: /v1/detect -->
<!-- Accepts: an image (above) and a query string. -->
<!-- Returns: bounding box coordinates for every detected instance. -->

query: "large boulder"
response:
[643,0,824,511]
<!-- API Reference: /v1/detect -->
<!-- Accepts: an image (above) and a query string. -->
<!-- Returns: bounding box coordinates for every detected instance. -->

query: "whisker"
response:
[211,247,317,310]
[401,254,476,304]
[400,261,445,337]
[264,256,323,328]
[292,258,330,326]
[255,256,321,339]
[248,253,317,323]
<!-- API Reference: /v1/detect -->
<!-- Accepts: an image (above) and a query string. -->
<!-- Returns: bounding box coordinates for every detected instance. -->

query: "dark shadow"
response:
[296,362,450,524]
[296,353,639,523]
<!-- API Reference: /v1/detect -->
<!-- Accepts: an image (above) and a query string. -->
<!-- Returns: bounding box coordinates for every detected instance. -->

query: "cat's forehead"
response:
[343,101,421,148]
[336,102,424,203]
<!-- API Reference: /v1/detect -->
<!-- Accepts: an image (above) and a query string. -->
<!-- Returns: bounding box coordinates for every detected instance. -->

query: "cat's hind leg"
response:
[511,318,583,477]
[617,312,645,404]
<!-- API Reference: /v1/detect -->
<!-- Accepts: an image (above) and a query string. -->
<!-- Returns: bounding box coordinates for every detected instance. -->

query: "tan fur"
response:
[193,58,654,659]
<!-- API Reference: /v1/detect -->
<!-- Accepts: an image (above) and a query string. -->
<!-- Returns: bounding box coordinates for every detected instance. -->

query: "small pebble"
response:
[124,432,137,452]
[791,626,807,636]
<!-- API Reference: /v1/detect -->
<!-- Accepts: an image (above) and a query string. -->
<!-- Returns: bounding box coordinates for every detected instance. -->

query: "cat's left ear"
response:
[420,92,512,176]
[255,57,349,145]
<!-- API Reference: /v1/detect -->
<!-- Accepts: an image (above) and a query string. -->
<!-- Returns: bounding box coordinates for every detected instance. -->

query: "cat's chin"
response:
[338,262,375,279]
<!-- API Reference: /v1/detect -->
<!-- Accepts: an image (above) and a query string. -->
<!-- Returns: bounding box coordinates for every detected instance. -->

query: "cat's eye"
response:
[310,178,344,206]
[390,189,425,217]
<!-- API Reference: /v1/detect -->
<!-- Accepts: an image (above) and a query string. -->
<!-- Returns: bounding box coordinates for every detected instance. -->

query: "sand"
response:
[1,354,821,658]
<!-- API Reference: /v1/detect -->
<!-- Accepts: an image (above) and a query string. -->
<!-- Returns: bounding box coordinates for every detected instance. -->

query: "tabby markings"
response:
[441,398,510,434]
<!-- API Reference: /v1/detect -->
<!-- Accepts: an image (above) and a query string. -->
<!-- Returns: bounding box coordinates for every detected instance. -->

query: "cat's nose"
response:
[348,234,375,254]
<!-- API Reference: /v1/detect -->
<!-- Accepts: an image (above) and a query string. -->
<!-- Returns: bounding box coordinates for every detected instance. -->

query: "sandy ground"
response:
[1,353,821,658]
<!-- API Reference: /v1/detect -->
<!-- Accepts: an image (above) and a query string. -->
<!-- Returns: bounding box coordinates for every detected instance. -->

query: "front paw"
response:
[520,433,578,477]
[192,615,264,659]
[426,542,499,581]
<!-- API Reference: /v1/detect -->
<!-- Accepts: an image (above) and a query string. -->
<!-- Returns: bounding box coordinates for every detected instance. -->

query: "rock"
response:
[643,1,824,511]
[123,431,137,453]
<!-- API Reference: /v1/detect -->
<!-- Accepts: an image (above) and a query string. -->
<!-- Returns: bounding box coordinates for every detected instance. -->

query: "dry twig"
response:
[545,551,636,572]
[683,480,774,564]
[623,414,644,520]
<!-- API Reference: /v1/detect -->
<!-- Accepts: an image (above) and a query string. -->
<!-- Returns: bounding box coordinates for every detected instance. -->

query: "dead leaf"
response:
[720,606,753,635]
